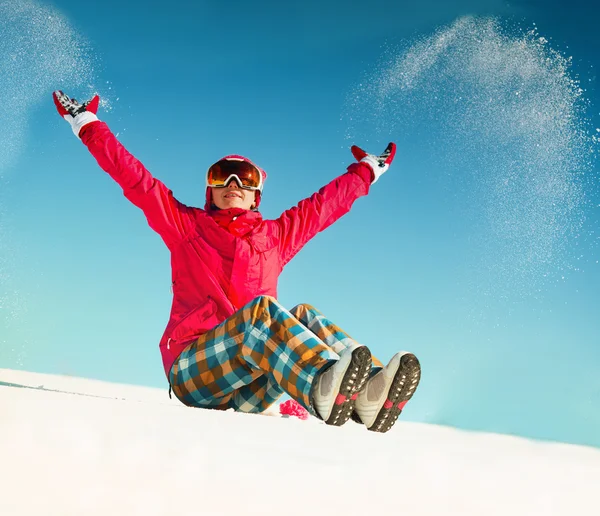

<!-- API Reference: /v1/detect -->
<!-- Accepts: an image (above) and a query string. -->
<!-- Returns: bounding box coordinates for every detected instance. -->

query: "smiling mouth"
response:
[224,193,242,199]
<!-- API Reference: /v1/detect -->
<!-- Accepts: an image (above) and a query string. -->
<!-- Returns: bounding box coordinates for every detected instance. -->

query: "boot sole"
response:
[325,346,372,426]
[367,353,421,433]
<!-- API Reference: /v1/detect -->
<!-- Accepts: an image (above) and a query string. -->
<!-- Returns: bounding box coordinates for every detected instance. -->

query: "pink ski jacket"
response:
[80,121,374,376]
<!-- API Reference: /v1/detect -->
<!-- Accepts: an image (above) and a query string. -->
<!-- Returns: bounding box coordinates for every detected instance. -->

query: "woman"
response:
[52,91,421,433]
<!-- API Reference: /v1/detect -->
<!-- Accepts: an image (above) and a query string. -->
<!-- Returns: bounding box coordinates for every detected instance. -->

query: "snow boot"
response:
[312,343,372,426]
[354,352,421,433]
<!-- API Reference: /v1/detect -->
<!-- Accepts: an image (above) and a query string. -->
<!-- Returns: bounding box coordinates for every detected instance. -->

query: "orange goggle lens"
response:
[207,160,263,191]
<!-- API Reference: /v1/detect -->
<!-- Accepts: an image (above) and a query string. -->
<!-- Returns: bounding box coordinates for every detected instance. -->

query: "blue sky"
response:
[1,0,599,447]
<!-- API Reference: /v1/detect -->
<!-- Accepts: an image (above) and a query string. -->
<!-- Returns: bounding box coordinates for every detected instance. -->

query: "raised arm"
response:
[276,143,396,266]
[53,91,194,249]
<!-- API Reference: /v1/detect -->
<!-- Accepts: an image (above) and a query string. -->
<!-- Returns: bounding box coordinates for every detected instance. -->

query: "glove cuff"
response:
[68,112,99,138]
[360,155,387,184]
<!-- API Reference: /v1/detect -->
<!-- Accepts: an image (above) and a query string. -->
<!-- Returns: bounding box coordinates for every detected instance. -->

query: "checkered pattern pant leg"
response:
[169,295,339,413]
[290,303,384,370]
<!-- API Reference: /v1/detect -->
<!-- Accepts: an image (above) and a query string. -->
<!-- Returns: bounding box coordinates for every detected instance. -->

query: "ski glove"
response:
[351,142,396,184]
[53,90,100,138]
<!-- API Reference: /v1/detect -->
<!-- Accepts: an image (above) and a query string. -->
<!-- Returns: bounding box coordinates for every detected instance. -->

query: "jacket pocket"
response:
[247,231,278,253]
[169,297,218,342]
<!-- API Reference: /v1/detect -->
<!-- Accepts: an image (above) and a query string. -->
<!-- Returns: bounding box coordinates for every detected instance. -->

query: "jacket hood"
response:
[204,154,267,211]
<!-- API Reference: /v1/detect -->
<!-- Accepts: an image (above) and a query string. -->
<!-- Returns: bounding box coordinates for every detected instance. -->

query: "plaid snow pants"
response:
[169,295,383,413]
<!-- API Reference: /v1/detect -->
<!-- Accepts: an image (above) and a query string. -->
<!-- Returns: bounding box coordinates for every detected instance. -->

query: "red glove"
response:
[52,90,100,138]
[351,142,396,183]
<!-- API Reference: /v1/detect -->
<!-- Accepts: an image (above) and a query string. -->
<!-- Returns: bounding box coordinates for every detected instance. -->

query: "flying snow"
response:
[0,0,100,366]
[344,16,598,297]
[0,0,100,172]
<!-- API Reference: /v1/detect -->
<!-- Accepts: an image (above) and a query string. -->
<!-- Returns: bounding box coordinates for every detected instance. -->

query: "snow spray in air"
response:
[0,0,99,366]
[0,0,100,172]
[344,16,598,299]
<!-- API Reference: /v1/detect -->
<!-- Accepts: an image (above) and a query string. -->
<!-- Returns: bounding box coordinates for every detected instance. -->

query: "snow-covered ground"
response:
[1,368,599,516]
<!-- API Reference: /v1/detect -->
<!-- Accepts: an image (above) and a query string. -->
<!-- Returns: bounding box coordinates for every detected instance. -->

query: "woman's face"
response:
[211,180,257,210]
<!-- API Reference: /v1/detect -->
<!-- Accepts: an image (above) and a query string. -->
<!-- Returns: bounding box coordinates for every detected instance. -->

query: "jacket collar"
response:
[208,208,262,237]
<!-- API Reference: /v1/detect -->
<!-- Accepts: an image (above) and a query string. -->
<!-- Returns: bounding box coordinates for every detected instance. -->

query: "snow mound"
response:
[1,369,599,516]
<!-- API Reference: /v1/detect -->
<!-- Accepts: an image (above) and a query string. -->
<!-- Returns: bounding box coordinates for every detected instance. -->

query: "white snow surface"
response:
[1,369,599,516]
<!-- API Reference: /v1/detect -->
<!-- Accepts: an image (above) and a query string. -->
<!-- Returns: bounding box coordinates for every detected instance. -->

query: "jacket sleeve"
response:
[275,162,373,266]
[79,121,194,249]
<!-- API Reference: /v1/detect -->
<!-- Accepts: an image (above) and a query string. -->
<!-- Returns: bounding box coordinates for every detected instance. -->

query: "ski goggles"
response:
[206,159,264,191]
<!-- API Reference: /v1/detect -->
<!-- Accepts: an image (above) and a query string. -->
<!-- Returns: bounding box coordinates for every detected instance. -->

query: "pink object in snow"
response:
[279,400,310,420]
